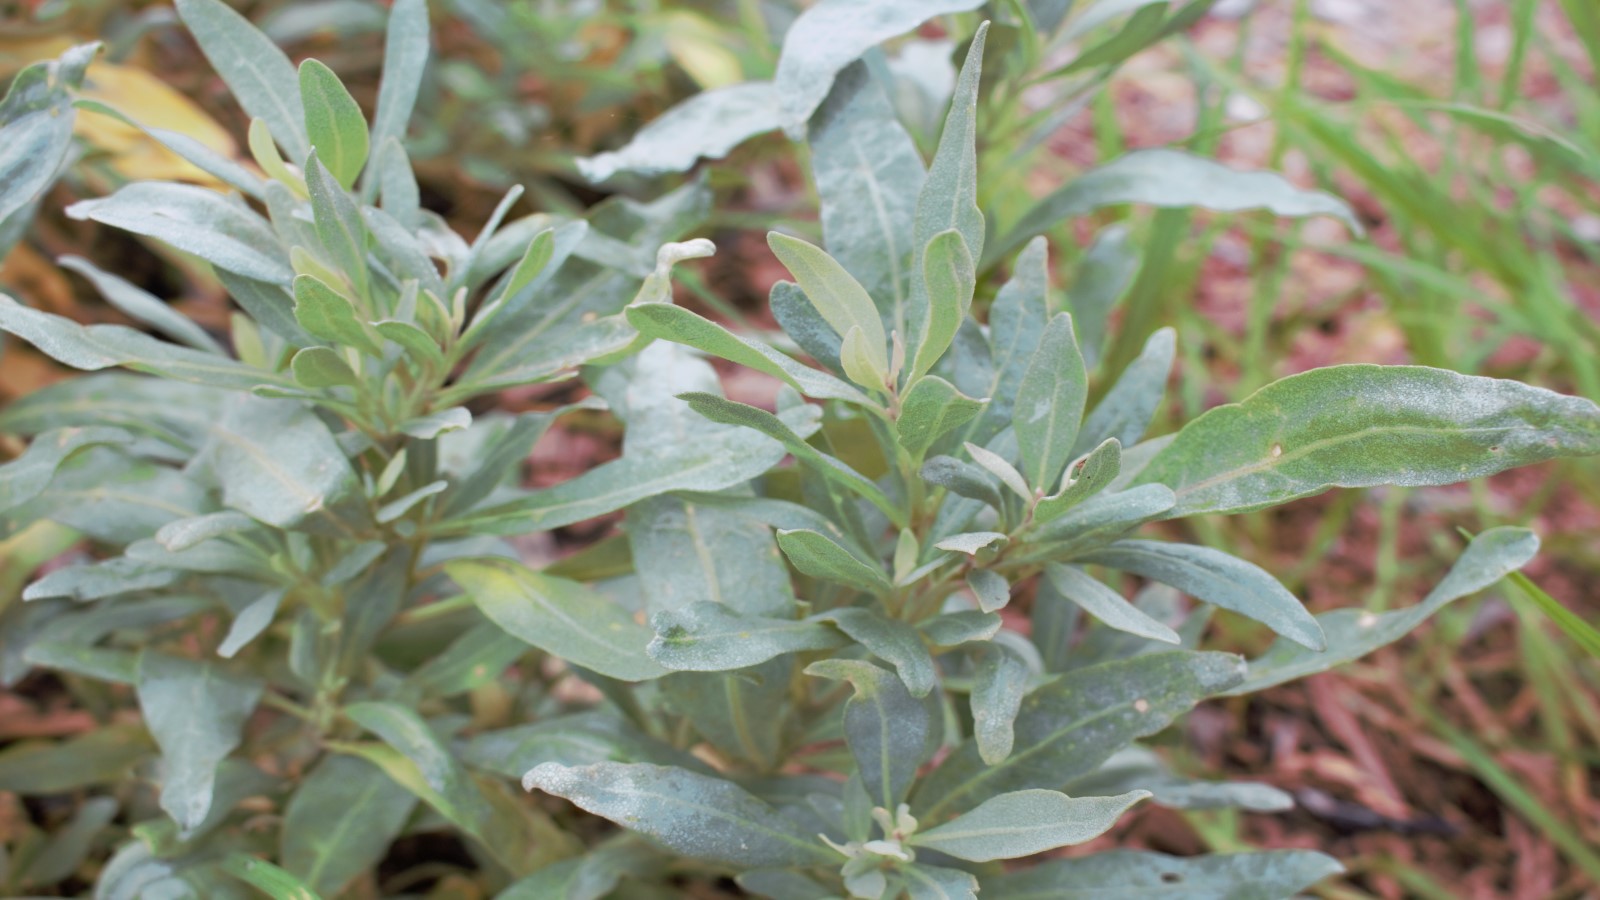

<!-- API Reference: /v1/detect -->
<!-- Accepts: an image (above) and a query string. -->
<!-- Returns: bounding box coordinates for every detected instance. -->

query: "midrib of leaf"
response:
[469,269,608,379]
[519,580,644,660]
[603,784,831,864]
[1,397,214,432]
[44,487,197,518]
[724,674,767,770]
[901,865,958,899]
[922,700,1128,820]
[232,49,305,160]
[849,137,905,336]
[308,90,348,174]
[302,773,387,889]
[683,503,724,607]
[1165,422,1525,509]
[668,619,822,647]
[870,689,893,810]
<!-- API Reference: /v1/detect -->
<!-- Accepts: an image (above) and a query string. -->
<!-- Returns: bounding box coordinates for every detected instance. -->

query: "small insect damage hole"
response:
[1160,872,1182,884]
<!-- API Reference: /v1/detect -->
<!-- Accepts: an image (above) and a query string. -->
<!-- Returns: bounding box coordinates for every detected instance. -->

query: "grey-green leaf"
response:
[629,494,796,618]
[1078,540,1324,651]
[65,183,290,283]
[59,256,224,354]
[299,59,368,189]
[913,651,1244,818]
[175,0,309,161]
[971,642,1030,764]
[649,601,847,671]
[198,395,364,532]
[579,82,782,182]
[768,232,887,376]
[1133,365,1600,518]
[981,848,1344,899]
[1073,328,1173,457]
[910,789,1148,861]
[136,652,264,832]
[1045,563,1179,644]
[987,149,1361,269]
[1034,438,1122,524]
[0,294,284,391]
[805,658,939,812]
[290,346,359,388]
[1015,312,1088,492]
[809,61,925,334]
[525,762,835,868]
[911,230,975,380]
[776,528,890,596]
[281,754,416,897]
[897,375,984,460]
[449,557,666,682]
[626,302,868,405]
[367,0,428,169]
[816,607,937,697]
[1232,526,1540,694]
[773,0,986,135]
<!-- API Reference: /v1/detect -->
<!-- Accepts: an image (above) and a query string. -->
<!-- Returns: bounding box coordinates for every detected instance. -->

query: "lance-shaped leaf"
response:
[135,652,263,832]
[965,441,1032,502]
[281,754,416,897]
[966,569,1011,613]
[299,59,368,189]
[816,607,937,697]
[1035,438,1122,524]
[664,662,793,771]
[772,280,844,373]
[910,230,976,380]
[1066,745,1292,813]
[525,762,836,868]
[906,23,989,361]
[303,152,369,293]
[0,426,130,515]
[773,0,986,135]
[445,404,818,535]
[971,238,1050,444]
[921,610,1003,649]
[367,0,428,171]
[768,232,887,377]
[902,864,980,900]
[66,182,289,283]
[1233,526,1541,694]
[1065,226,1137,370]
[897,375,984,459]
[805,659,939,812]
[1026,483,1176,552]
[1045,563,1179,645]
[630,495,796,618]
[980,848,1343,899]
[1015,312,1088,492]
[449,558,666,682]
[909,789,1148,861]
[342,702,555,874]
[580,82,783,181]
[1132,365,1600,518]
[1078,541,1324,651]
[913,651,1244,819]
[810,62,925,333]
[175,0,308,161]
[777,528,890,596]
[0,294,284,389]
[649,601,847,671]
[922,455,1003,510]
[627,302,869,405]
[59,256,224,354]
[1074,328,1174,457]
[198,395,364,532]
[0,51,84,231]
[971,642,1030,764]
[986,149,1361,268]
[682,393,904,526]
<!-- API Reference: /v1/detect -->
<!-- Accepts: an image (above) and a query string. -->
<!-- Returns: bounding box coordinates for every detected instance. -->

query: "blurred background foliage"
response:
[1,0,1596,896]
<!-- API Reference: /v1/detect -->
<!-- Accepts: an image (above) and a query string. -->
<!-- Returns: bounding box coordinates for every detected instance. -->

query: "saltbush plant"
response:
[1,2,1598,899]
